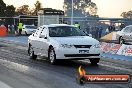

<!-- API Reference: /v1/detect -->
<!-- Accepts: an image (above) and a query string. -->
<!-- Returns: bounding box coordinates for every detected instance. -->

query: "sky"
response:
[3,0,64,10]
[92,0,132,18]
[3,0,132,18]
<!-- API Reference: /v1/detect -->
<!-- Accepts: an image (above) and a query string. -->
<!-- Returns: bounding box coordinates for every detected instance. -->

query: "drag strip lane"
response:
[0,41,132,88]
[0,81,12,88]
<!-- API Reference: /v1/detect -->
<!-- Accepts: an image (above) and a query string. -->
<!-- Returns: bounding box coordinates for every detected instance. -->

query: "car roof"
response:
[23,25,36,26]
[42,24,74,28]
[126,25,132,27]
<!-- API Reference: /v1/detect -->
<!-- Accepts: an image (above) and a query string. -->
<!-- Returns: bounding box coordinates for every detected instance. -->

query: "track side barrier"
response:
[117,44,132,56]
[101,42,132,56]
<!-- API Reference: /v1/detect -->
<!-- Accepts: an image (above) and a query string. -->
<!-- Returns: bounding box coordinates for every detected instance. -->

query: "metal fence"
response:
[1,15,132,39]
[59,17,132,39]
[38,15,59,27]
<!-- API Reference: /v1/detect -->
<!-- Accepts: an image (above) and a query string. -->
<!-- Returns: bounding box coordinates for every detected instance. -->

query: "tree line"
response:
[0,0,41,17]
[121,11,132,19]
[0,0,99,17]
[64,0,98,17]
[1,0,132,19]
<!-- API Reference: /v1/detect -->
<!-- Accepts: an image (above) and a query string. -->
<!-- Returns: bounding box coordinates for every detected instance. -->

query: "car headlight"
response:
[93,43,100,48]
[60,44,74,48]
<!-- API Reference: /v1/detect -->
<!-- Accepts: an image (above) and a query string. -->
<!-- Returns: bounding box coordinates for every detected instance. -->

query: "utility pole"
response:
[71,0,73,25]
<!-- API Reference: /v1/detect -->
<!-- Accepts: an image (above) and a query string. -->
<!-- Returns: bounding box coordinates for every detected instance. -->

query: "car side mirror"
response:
[32,33,34,36]
[44,36,47,39]
[88,34,92,37]
[83,31,91,37]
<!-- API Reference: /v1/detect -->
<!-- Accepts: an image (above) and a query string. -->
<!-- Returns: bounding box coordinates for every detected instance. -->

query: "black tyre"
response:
[119,37,124,44]
[48,47,57,65]
[90,58,100,65]
[28,45,37,60]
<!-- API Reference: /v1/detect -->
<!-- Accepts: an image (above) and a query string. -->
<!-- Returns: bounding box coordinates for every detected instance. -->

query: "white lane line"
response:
[16,46,27,50]
[0,81,12,88]
[99,63,132,73]
[0,49,12,53]
[81,60,132,73]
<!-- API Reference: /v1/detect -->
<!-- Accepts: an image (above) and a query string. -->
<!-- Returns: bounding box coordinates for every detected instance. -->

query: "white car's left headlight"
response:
[93,43,100,48]
[60,44,74,48]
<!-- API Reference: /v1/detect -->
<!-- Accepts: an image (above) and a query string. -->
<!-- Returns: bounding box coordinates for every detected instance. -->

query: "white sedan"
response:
[28,24,102,64]
[22,25,37,35]
[116,25,132,44]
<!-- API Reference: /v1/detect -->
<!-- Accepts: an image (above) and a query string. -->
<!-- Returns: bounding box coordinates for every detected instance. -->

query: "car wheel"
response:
[28,45,37,60]
[90,58,100,65]
[48,47,57,65]
[119,37,124,44]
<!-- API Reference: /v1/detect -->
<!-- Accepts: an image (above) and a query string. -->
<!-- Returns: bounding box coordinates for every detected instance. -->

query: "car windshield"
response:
[49,26,86,37]
[25,26,37,29]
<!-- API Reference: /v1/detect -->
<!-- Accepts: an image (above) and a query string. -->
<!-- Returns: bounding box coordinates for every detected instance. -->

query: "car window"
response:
[130,27,132,33]
[40,27,46,36]
[34,27,42,37]
[34,30,39,37]
[49,26,86,37]
[123,27,131,33]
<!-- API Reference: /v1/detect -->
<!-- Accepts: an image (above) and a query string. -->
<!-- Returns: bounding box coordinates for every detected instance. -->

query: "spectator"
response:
[74,22,80,29]
[112,24,115,31]
[99,26,103,38]
[14,24,18,36]
[120,23,125,30]
[8,25,13,34]
[92,26,97,38]
[18,22,23,35]
[108,25,113,33]
[95,26,99,39]
[86,26,90,34]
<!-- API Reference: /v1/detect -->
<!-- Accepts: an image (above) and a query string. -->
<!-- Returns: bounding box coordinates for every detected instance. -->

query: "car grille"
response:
[74,45,92,48]
[64,54,100,57]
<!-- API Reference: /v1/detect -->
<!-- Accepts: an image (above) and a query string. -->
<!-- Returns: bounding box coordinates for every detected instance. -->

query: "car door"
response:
[31,27,43,55]
[37,27,49,57]
[128,27,132,42]
[122,27,131,42]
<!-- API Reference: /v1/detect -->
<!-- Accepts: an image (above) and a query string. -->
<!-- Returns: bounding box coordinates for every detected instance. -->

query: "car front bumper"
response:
[54,47,101,59]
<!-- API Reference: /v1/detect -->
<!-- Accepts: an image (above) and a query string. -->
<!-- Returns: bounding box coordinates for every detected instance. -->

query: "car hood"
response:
[51,36,99,45]
[116,31,123,35]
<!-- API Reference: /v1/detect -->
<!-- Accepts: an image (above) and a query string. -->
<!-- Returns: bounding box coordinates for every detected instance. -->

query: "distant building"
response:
[38,8,64,26]
[38,8,64,15]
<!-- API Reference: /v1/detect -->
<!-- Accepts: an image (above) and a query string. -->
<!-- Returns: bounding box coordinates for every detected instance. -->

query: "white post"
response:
[71,0,73,25]
[19,15,21,22]
[13,18,15,25]
[38,15,40,27]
